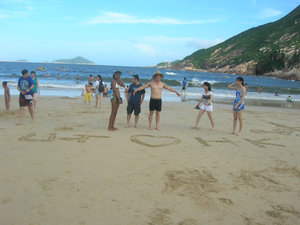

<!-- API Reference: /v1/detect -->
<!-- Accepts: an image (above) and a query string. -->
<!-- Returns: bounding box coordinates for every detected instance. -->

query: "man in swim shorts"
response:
[126,75,145,128]
[133,71,180,130]
[17,69,35,125]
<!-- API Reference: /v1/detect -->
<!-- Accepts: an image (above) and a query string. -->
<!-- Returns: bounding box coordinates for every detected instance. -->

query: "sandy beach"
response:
[0,96,300,225]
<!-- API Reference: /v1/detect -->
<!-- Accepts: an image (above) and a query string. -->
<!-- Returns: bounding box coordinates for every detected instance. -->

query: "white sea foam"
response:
[165,72,177,75]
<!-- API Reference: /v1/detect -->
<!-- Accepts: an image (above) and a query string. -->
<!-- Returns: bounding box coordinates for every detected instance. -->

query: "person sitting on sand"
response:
[133,71,180,130]
[17,69,35,125]
[84,83,92,104]
[193,82,215,130]
[126,75,145,128]
[227,77,246,136]
[2,81,10,111]
[108,71,125,131]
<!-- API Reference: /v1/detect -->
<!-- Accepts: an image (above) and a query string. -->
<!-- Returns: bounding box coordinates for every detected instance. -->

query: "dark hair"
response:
[88,82,93,86]
[30,71,36,75]
[133,74,139,81]
[2,81,7,86]
[89,74,93,77]
[97,75,103,82]
[113,70,122,79]
[203,82,212,91]
[184,77,186,80]
[22,69,28,75]
[236,77,244,86]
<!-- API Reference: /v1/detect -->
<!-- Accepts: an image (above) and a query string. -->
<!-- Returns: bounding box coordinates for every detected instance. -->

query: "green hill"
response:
[52,56,95,65]
[171,5,300,80]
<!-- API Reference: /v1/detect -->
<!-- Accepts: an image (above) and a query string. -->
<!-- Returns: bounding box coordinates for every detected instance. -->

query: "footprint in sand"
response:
[148,208,198,225]
[218,198,233,205]
[1,197,12,205]
[130,134,181,148]
[18,132,56,142]
[54,127,74,131]
[163,169,219,206]
[231,169,288,192]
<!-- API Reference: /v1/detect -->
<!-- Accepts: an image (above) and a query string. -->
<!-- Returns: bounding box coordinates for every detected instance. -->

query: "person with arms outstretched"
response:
[133,71,180,130]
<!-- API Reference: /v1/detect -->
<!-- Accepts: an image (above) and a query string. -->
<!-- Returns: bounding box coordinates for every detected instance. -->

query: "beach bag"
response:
[98,82,104,92]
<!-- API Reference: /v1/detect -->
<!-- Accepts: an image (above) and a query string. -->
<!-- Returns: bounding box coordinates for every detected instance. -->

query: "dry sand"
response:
[0,96,300,225]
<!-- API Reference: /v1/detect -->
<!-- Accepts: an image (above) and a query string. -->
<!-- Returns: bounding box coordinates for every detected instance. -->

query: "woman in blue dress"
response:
[227,77,246,136]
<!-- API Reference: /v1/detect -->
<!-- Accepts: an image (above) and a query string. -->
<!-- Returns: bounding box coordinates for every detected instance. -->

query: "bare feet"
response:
[192,126,198,129]
[231,130,235,134]
[211,127,215,131]
[108,127,118,131]
[126,124,130,128]
[155,127,160,130]
[134,125,138,128]
[149,127,153,130]
[237,132,242,136]
[16,122,22,125]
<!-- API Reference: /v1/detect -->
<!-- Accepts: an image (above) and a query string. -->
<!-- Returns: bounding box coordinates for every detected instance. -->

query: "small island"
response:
[52,56,95,65]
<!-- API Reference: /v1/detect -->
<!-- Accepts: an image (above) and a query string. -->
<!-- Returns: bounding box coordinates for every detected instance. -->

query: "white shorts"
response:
[94,89,103,96]
[201,104,213,112]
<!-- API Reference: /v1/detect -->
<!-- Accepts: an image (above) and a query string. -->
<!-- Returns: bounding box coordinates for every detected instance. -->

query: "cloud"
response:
[135,44,156,56]
[84,11,220,25]
[257,8,282,19]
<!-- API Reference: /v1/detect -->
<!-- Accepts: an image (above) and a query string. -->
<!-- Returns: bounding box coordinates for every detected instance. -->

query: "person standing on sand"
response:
[228,77,246,136]
[126,75,145,128]
[108,71,125,131]
[133,71,180,130]
[193,82,215,130]
[2,81,10,111]
[94,75,104,108]
[88,74,94,85]
[17,69,35,125]
[84,83,92,104]
[30,71,40,112]
[181,77,188,96]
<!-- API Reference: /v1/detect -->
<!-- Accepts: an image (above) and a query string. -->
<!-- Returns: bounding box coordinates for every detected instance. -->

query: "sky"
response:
[0,0,299,66]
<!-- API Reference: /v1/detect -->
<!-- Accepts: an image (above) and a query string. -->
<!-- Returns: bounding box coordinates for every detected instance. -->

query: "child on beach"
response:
[193,82,215,130]
[30,71,40,112]
[227,77,246,136]
[84,83,92,104]
[2,81,10,111]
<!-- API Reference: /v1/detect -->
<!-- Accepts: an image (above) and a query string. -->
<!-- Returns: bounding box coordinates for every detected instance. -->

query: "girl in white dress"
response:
[193,82,215,130]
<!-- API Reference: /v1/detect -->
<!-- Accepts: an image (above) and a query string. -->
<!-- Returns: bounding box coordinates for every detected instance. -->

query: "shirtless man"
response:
[133,71,180,130]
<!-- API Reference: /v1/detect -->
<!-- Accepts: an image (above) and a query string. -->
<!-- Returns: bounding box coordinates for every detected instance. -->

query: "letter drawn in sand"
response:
[244,138,285,148]
[212,137,239,146]
[194,137,238,147]
[130,135,181,147]
[59,135,110,143]
[18,132,56,142]
[194,137,209,147]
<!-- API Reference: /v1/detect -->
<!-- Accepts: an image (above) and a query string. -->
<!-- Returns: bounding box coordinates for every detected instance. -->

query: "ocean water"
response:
[1,62,300,107]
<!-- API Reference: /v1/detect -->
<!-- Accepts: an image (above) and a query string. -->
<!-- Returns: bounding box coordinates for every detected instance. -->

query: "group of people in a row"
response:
[3,69,246,135]
[106,71,246,135]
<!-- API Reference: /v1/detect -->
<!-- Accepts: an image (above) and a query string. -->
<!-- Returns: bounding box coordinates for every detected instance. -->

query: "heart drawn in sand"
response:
[130,134,181,147]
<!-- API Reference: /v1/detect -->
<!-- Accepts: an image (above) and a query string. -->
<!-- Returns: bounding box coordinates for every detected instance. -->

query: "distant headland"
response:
[52,56,95,65]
